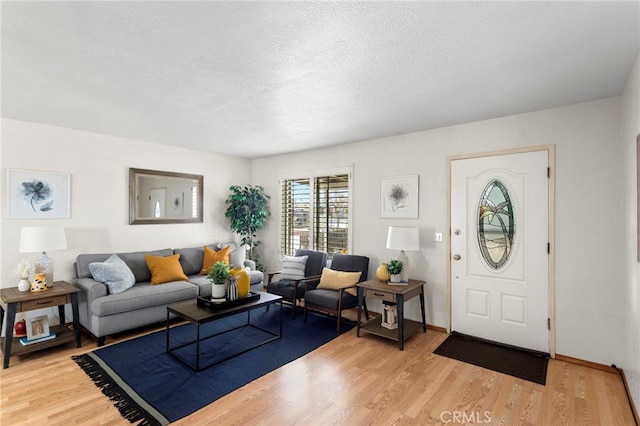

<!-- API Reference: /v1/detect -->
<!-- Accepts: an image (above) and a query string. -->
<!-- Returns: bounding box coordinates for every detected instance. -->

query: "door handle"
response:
[453,254,461,261]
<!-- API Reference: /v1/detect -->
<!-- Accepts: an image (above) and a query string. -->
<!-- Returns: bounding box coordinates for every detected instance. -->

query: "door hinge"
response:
[547,167,551,178]
[547,318,551,330]
[547,242,550,254]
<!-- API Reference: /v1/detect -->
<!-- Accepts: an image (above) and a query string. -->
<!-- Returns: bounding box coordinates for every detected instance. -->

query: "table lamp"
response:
[19,226,68,288]
[386,226,420,282]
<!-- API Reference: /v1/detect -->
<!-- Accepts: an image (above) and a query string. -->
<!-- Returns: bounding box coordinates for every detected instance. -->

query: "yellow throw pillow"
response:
[317,268,362,297]
[144,254,188,285]
[200,245,231,274]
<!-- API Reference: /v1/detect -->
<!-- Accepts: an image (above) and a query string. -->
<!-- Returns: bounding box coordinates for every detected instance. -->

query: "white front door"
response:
[450,149,550,353]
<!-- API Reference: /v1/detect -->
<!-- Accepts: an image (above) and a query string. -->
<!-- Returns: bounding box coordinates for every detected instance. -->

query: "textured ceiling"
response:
[2,1,639,159]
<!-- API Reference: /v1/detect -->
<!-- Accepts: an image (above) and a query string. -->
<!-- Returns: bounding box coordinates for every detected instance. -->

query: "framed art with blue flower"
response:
[7,169,70,218]
[380,174,419,218]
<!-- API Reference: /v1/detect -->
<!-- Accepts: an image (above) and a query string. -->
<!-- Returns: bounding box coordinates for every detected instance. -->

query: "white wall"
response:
[622,55,640,412]
[253,97,624,365]
[1,119,251,289]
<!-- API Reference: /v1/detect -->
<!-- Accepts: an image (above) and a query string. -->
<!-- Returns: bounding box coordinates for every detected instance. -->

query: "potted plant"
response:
[225,185,271,271]
[207,261,231,298]
[386,259,404,283]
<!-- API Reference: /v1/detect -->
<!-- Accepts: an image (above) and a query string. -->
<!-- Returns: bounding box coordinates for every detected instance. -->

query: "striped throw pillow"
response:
[280,255,308,280]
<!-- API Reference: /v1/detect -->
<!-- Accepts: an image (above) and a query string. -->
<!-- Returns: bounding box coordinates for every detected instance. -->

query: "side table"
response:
[0,280,81,368]
[356,278,427,350]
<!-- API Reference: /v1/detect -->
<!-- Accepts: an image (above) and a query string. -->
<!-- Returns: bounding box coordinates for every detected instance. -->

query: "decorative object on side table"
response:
[376,263,390,282]
[386,259,404,284]
[30,273,48,292]
[13,260,34,292]
[19,226,68,288]
[26,315,50,340]
[385,226,420,282]
[207,261,231,299]
[381,302,398,329]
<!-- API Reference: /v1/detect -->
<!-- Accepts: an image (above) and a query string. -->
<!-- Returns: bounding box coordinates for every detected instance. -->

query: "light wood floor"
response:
[0,319,636,426]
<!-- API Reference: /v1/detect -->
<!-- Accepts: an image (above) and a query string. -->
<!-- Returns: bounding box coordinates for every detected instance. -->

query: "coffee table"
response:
[166,292,283,371]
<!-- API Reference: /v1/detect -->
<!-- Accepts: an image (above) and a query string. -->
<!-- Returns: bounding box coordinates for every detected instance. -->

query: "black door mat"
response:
[433,332,549,385]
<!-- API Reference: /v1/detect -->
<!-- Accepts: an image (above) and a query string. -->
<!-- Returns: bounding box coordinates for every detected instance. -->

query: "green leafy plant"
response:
[225,185,271,270]
[386,259,403,275]
[207,261,231,285]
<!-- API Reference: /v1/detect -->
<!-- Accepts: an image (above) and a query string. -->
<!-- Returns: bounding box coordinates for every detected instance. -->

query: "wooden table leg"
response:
[3,304,16,369]
[71,293,81,347]
[397,294,405,351]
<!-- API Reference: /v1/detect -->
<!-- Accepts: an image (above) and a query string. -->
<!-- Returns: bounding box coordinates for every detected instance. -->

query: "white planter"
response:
[389,274,403,283]
[211,283,226,299]
[18,279,31,292]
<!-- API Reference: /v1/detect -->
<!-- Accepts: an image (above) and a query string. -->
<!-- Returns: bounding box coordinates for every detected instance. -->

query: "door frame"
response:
[447,145,556,358]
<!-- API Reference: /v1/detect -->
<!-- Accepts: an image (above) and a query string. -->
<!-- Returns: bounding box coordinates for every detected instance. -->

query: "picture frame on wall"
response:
[6,169,71,219]
[380,174,419,218]
[26,315,50,341]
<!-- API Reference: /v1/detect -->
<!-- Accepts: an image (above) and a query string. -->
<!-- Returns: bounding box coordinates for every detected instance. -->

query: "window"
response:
[280,167,351,258]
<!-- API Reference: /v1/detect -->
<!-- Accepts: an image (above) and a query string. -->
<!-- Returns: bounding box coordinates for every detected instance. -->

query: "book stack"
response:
[20,332,56,346]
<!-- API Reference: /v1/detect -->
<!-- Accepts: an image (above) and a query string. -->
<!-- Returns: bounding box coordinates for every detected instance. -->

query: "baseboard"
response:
[427,324,447,333]
[555,353,618,373]
[617,366,640,426]
[556,354,639,425]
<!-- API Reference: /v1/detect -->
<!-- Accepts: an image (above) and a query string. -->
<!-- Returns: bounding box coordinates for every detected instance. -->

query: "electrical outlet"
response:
[434,232,443,242]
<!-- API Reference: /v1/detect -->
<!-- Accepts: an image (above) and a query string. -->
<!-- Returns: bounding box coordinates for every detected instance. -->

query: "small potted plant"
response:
[207,261,231,299]
[386,259,404,283]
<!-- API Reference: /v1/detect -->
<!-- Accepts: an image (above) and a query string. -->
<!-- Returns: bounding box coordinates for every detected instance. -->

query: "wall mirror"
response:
[129,168,203,225]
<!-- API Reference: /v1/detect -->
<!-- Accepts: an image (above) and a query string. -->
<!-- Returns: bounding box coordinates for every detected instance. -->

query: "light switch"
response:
[434,232,443,242]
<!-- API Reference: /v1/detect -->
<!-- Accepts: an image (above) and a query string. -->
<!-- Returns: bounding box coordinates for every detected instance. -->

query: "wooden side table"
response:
[0,280,81,368]
[356,278,427,350]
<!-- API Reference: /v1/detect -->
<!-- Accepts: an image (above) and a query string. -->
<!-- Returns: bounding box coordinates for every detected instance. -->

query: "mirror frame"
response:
[129,168,204,225]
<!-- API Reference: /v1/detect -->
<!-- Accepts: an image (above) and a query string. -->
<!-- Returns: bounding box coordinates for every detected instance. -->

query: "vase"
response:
[227,278,239,301]
[376,263,390,282]
[18,279,30,292]
[211,283,226,299]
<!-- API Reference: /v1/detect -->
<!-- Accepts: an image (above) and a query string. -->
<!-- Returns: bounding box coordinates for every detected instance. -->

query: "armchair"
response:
[303,253,370,334]
[266,249,328,319]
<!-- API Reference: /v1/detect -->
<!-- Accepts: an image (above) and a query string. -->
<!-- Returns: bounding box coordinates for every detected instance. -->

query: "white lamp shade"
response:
[19,226,68,253]
[386,226,420,251]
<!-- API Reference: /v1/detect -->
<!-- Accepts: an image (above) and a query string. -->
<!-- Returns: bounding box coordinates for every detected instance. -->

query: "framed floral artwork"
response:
[7,169,71,219]
[380,174,419,218]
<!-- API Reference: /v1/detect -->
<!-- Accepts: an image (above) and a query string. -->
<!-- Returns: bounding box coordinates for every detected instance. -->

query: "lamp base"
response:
[398,250,409,282]
[35,251,54,288]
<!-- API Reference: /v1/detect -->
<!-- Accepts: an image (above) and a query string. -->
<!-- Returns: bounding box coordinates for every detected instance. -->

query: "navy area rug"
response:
[72,306,351,425]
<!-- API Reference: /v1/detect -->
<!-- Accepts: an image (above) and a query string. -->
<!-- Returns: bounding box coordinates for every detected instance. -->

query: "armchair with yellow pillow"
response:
[74,242,263,347]
[303,253,370,334]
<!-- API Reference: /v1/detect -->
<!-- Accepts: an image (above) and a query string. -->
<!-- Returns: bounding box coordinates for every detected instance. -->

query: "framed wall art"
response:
[7,169,70,219]
[380,174,419,218]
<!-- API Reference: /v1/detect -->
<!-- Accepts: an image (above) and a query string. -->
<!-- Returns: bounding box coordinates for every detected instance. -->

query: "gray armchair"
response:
[303,253,370,334]
[266,249,328,319]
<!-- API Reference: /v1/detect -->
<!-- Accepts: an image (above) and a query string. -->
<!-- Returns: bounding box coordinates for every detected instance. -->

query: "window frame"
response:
[279,165,353,258]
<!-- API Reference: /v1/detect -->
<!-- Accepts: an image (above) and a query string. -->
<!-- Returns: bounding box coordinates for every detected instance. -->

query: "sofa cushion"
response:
[88,254,136,294]
[76,249,173,283]
[175,246,204,276]
[200,245,231,274]
[317,267,362,296]
[145,254,188,284]
[91,281,198,316]
[187,274,212,298]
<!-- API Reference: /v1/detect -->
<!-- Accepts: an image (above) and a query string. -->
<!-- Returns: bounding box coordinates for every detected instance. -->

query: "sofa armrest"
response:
[244,259,257,271]
[74,277,108,302]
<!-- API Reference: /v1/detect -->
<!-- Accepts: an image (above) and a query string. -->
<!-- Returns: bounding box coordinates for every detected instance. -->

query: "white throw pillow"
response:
[280,255,308,280]
[89,254,136,294]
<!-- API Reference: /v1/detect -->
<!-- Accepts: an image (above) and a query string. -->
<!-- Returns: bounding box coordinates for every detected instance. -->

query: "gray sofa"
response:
[74,243,263,346]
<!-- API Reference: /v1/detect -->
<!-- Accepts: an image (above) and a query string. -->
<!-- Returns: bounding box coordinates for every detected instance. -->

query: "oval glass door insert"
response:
[477,180,515,269]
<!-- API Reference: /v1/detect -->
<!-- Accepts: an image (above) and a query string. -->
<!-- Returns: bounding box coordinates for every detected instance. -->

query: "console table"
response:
[356,278,427,350]
[0,281,81,368]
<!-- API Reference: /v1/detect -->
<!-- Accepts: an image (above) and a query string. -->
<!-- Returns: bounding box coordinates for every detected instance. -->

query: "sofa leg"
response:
[97,336,106,347]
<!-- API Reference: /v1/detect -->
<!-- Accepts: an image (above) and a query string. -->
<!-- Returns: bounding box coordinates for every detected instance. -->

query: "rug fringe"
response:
[72,354,162,426]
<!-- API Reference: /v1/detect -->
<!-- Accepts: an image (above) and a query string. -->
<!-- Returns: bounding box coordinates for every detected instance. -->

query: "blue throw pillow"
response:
[89,254,136,294]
